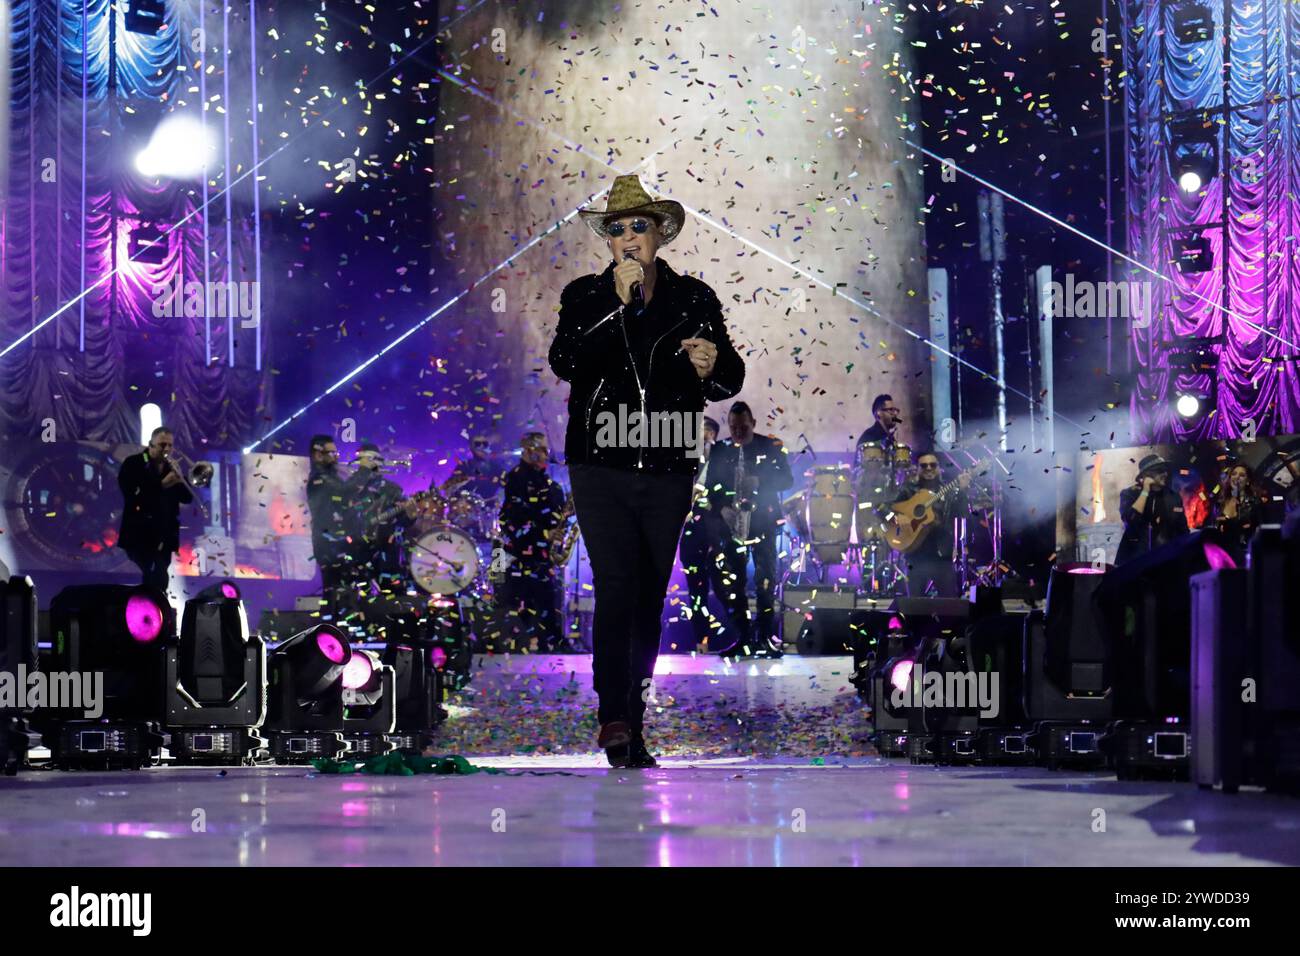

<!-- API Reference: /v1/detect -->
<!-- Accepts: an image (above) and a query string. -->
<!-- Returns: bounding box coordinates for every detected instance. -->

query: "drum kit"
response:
[406,489,499,598]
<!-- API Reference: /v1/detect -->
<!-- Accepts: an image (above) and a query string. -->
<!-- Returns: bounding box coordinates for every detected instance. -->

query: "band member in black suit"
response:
[345,443,419,587]
[116,427,193,592]
[707,402,794,658]
[1116,453,1189,565]
[1214,462,1266,564]
[892,450,969,597]
[549,174,744,768]
[305,434,353,618]
[679,416,729,651]
[497,432,569,652]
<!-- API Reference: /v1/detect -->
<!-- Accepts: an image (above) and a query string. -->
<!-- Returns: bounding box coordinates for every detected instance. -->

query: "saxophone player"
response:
[706,402,794,658]
[497,432,569,652]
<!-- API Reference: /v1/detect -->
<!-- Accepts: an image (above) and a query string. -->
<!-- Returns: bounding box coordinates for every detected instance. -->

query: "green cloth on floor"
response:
[310,752,583,777]
[312,752,502,776]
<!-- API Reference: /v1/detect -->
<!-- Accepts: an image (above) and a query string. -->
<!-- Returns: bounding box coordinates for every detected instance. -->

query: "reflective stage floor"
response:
[2,655,1298,866]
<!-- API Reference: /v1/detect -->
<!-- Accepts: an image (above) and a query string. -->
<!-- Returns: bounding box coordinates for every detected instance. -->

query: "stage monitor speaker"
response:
[1095,529,1227,719]
[1190,567,1248,792]
[782,585,857,654]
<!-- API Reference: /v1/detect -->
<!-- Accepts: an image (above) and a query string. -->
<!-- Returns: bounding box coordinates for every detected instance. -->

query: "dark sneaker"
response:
[626,732,658,769]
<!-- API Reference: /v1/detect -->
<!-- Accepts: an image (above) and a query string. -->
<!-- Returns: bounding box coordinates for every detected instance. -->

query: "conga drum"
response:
[805,464,855,566]
[782,491,811,541]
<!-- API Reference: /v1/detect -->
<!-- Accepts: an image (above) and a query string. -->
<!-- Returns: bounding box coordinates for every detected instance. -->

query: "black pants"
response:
[720,523,779,642]
[569,463,694,730]
[679,510,729,646]
[319,563,352,621]
[127,548,171,593]
[498,565,562,651]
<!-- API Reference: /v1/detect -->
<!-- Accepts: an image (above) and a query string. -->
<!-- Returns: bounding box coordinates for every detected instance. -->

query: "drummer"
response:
[854,393,907,505]
[440,433,506,503]
[855,393,903,462]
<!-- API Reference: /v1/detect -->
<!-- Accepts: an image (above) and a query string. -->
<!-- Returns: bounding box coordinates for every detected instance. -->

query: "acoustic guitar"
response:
[883,457,991,554]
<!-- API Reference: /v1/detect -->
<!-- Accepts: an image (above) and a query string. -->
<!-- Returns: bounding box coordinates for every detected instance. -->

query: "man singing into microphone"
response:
[549,175,744,768]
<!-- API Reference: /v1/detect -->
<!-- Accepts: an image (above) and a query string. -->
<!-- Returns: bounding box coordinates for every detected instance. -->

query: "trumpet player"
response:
[707,402,793,658]
[116,427,194,592]
[497,432,568,652]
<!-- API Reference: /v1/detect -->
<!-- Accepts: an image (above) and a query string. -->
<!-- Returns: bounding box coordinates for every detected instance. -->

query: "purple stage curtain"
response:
[1,0,268,451]
[1124,0,1300,441]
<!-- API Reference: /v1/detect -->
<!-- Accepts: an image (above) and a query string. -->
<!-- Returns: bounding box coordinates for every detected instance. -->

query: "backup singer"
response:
[1214,463,1266,564]
[548,174,744,768]
[707,402,793,658]
[679,417,729,651]
[893,451,969,597]
[306,434,353,619]
[1116,454,1188,565]
[116,427,193,592]
[497,432,568,652]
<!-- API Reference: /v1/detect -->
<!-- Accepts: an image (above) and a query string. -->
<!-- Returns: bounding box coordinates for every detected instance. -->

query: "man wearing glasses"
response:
[549,175,744,768]
[444,434,505,501]
[892,451,969,597]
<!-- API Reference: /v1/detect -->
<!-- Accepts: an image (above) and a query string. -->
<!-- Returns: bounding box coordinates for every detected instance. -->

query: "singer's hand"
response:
[614,259,645,305]
[680,337,717,379]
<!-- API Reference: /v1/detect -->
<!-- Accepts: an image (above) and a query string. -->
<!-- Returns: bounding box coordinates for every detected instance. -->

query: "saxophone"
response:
[549,493,581,568]
[725,444,755,542]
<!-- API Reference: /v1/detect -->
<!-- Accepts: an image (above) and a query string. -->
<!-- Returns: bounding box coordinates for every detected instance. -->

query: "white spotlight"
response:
[135,115,218,181]
[1178,170,1204,194]
[1175,393,1201,419]
[140,403,163,444]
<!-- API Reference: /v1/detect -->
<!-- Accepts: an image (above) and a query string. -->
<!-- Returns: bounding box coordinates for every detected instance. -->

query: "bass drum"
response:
[409,524,480,595]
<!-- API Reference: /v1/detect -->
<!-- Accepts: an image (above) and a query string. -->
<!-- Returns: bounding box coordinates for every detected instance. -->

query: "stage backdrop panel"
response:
[430,0,930,452]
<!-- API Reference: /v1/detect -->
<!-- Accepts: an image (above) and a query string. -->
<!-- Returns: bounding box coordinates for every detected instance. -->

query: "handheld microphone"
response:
[623,250,644,313]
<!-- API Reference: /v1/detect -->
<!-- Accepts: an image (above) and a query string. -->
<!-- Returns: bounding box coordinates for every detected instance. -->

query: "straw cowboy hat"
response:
[579,175,686,244]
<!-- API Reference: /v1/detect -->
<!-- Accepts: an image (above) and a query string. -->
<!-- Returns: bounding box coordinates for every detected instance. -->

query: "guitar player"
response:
[892,451,971,597]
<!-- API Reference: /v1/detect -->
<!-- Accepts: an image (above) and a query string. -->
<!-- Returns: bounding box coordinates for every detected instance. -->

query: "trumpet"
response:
[168,448,215,489]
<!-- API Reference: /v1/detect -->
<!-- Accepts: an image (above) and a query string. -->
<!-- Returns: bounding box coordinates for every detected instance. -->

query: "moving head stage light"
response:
[382,644,447,754]
[1023,563,1113,770]
[340,648,397,757]
[1,575,41,775]
[44,584,173,769]
[264,624,353,764]
[165,581,267,764]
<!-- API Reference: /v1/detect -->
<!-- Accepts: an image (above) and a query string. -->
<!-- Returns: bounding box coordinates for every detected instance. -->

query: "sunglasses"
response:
[605,219,652,238]
[920,462,940,469]
[472,441,490,448]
